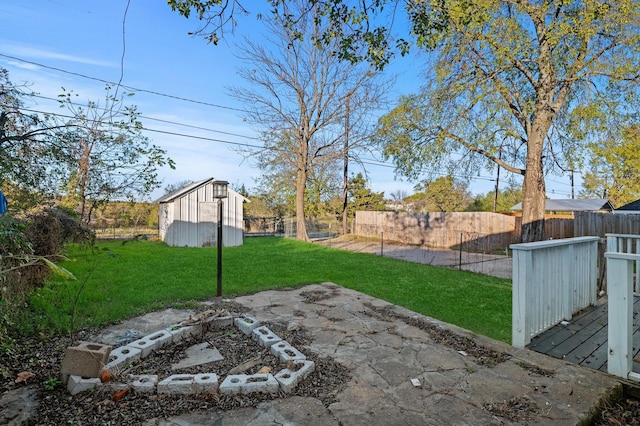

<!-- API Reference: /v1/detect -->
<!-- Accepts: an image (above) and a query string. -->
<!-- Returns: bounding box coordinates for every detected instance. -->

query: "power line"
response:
[28,93,261,141]
[9,105,266,152]
[0,53,247,112]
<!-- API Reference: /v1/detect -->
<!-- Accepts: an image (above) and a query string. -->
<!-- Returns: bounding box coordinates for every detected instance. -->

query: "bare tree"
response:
[229,0,390,241]
[389,190,408,203]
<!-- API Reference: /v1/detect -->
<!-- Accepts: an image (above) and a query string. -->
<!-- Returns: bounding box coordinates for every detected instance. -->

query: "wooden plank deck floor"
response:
[527,297,640,373]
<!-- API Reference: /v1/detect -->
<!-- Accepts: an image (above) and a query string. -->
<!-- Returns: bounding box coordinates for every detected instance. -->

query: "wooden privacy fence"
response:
[575,213,640,292]
[511,236,600,348]
[575,211,640,237]
[355,211,519,252]
[355,211,640,251]
[354,211,573,252]
[606,235,640,382]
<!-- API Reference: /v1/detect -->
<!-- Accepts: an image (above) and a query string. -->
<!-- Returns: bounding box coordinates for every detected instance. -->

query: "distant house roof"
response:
[615,199,640,212]
[511,198,614,212]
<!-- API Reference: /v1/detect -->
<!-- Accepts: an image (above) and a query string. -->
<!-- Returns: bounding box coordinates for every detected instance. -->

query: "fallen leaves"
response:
[112,388,129,402]
[100,370,111,383]
[15,371,35,383]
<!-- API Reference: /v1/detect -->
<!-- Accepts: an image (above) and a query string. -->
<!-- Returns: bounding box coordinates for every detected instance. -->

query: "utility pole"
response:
[493,147,502,212]
[342,95,350,236]
[570,170,575,199]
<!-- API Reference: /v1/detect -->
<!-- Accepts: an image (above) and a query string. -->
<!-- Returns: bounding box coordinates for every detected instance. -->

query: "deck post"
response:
[606,252,634,379]
[562,243,574,321]
[512,248,532,348]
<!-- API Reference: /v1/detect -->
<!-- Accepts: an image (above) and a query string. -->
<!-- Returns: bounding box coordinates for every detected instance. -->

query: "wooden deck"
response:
[527,296,640,373]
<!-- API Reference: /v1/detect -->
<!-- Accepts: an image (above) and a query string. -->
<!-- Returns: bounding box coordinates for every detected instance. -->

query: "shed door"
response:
[198,202,217,247]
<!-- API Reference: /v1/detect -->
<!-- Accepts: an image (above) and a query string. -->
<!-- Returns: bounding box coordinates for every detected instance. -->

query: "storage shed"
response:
[156,178,248,247]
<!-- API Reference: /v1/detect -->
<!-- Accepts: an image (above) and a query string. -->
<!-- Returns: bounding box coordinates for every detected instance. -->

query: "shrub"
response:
[0,206,94,339]
[0,215,36,305]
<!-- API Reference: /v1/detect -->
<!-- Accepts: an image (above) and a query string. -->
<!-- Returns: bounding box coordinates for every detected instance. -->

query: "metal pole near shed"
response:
[213,181,229,297]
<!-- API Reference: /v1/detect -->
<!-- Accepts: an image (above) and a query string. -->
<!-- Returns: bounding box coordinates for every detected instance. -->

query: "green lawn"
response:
[30,237,512,342]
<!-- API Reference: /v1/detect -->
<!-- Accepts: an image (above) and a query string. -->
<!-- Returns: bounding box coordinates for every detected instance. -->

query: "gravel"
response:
[1,299,350,425]
[3,297,639,425]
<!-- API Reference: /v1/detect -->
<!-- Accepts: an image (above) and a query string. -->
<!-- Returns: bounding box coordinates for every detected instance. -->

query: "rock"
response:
[0,385,38,425]
[228,356,262,375]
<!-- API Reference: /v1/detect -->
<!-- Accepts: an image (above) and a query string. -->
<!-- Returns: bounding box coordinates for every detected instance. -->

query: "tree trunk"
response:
[521,122,547,243]
[295,167,309,242]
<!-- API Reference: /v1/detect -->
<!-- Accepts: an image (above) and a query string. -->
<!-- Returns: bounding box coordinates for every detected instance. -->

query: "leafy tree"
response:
[406,175,471,212]
[236,183,249,198]
[228,0,389,241]
[581,124,640,207]
[53,86,174,224]
[0,68,69,195]
[0,181,47,213]
[91,201,159,229]
[376,1,640,241]
[168,0,407,68]
[244,195,278,218]
[467,186,523,213]
[253,166,297,218]
[347,172,385,216]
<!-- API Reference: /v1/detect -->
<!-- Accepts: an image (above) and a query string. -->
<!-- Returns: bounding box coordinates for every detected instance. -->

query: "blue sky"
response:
[0,0,577,201]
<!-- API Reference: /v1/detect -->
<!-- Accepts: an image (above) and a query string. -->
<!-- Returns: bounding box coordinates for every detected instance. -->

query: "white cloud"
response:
[0,41,114,68]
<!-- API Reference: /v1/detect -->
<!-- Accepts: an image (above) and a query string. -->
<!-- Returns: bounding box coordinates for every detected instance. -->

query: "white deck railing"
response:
[606,249,640,382]
[511,236,600,348]
[607,233,640,294]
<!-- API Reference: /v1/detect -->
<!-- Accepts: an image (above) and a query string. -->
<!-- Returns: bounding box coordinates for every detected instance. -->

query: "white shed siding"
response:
[157,178,247,247]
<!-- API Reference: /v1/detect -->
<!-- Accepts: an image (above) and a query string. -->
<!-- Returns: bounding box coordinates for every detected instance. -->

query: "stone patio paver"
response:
[147,282,620,425]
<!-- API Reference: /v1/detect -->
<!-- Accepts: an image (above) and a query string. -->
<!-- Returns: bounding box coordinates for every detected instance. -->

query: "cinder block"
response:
[194,373,218,394]
[166,323,201,343]
[130,374,158,394]
[219,373,279,395]
[61,342,112,384]
[234,314,260,336]
[102,345,142,373]
[210,316,233,327]
[67,375,102,396]
[252,326,282,348]
[102,382,129,393]
[157,374,197,395]
[128,330,172,358]
[274,360,315,393]
[270,341,306,362]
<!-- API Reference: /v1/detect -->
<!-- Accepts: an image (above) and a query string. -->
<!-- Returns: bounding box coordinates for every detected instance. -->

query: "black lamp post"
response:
[212,180,229,297]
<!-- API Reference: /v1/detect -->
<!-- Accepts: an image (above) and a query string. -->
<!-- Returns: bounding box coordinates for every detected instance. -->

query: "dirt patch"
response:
[517,361,555,377]
[2,300,350,425]
[364,303,511,367]
[594,396,640,425]
[484,396,540,422]
[299,287,340,303]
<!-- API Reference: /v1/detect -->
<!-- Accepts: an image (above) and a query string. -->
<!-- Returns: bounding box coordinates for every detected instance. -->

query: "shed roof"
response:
[616,199,640,211]
[154,178,249,203]
[511,198,614,212]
